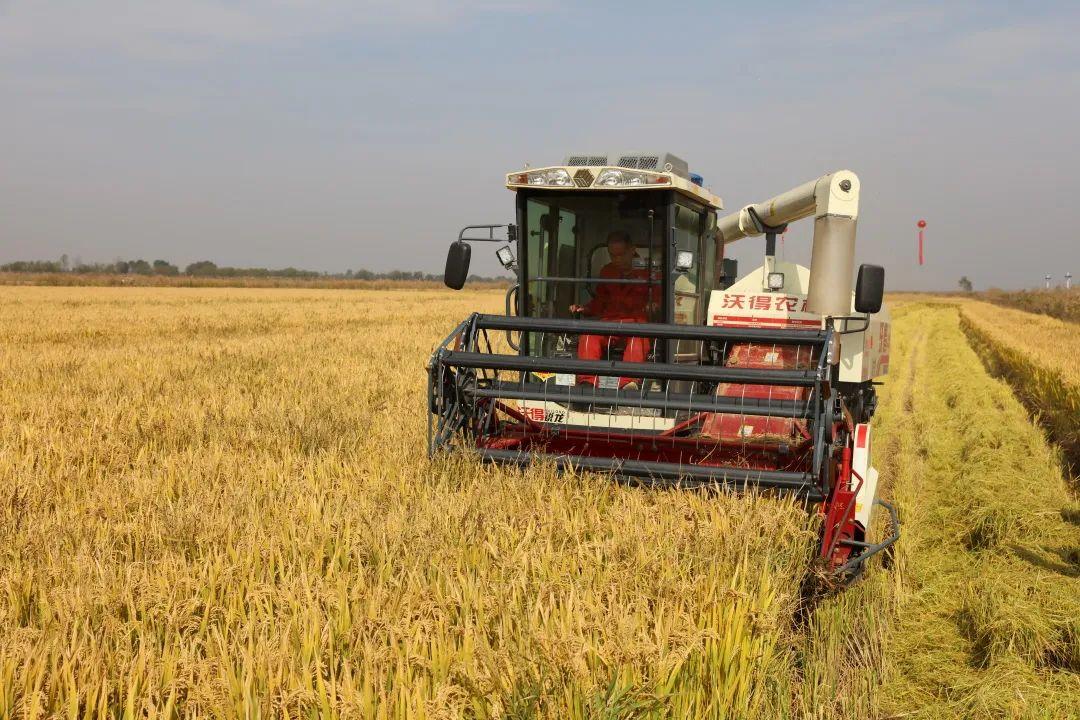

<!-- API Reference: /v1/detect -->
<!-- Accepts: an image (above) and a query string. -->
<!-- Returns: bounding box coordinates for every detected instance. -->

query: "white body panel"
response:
[707,260,821,330]
[839,307,891,382]
[706,261,890,383]
[851,423,878,529]
[513,400,674,432]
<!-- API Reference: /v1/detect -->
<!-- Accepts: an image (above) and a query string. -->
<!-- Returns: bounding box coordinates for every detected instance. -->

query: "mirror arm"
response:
[834,316,872,334]
[446,223,517,290]
[458,224,514,243]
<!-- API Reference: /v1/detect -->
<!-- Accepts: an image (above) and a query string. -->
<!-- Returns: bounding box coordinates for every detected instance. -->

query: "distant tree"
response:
[1,260,63,273]
[1,255,504,283]
[129,259,153,275]
[73,262,113,274]
[152,259,179,276]
[958,276,974,292]
[186,260,218,276]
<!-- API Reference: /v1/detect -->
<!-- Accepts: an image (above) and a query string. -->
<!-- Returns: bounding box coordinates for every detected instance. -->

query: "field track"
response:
[0,287,1076,718]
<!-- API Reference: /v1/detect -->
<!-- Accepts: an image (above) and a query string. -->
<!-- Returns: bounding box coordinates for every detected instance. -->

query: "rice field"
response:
[957,300,1080,472]
[874,304,1079,717]
[975,287,1080,324]
[0,287,1077,718]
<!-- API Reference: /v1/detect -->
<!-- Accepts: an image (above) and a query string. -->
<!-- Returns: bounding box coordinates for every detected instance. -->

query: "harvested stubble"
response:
[876,305,1080,718]
[0,287,821,718]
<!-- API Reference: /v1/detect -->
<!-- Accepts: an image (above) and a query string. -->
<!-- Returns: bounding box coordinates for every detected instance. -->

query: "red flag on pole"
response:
[917,219,926,265]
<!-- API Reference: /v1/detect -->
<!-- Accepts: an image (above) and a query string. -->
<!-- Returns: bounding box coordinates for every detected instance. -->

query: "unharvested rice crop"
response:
[957,300,1080,472]
[0,287,819,718]
[977,287,1080,324]
[0,287,1076,718]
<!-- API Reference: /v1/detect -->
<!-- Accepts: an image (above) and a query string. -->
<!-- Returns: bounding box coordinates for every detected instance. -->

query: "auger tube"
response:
[716,170,860,316]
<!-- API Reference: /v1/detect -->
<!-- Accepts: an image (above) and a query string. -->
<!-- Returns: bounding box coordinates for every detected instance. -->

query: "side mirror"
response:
[444,241,472,290]
[854,263,885,314]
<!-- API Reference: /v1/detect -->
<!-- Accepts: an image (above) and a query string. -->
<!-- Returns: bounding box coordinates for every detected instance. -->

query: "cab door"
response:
[669,199,710,365]
[521,196,578,357]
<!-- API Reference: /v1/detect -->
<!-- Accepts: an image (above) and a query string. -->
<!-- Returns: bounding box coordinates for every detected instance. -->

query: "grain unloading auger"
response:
[429,153,899,578]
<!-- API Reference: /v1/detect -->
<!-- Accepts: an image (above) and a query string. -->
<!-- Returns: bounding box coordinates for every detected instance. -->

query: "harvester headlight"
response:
[524,169,573,187]
[594,169,670,188]
[767,272,785,290]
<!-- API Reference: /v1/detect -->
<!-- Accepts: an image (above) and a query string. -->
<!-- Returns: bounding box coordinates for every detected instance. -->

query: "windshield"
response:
[519,190,668,359]
[522,191,666,315]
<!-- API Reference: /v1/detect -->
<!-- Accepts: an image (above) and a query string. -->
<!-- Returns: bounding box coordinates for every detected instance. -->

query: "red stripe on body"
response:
[711,314,822,328]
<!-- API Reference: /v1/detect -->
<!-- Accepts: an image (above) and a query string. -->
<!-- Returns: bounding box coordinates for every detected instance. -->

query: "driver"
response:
[570,230,658,390]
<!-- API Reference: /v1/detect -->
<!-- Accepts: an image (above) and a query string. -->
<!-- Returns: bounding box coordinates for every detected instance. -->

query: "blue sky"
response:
[2,1,1077,289]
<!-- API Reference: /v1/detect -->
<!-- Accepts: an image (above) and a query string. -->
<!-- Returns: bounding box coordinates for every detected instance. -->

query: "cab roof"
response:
[505,151,723,210]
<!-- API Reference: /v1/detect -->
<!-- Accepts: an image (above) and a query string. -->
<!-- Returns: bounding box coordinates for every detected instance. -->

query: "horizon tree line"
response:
[0,256,508,282]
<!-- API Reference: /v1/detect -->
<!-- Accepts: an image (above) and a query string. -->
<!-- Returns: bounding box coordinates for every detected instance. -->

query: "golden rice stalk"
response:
[958,301,1080,471]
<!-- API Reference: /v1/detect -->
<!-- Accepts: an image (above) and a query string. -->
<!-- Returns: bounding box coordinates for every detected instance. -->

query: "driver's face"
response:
[607,240,631,263]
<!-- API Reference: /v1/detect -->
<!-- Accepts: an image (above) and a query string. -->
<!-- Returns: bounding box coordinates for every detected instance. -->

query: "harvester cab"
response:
[430,152,898,580]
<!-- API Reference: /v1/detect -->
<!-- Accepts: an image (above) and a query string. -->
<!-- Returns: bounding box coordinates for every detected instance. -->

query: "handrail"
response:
[469,381,813,417]
[440,350,818,385]
[473,314,826,344]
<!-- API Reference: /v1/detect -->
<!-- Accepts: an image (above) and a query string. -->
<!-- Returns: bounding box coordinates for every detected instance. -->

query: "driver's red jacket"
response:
[583,261,659,321]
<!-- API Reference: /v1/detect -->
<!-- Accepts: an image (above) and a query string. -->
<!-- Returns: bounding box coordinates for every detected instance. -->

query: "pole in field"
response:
[1066,272,1073,290]
[916,219,926,265]
[1045,274,1052,289]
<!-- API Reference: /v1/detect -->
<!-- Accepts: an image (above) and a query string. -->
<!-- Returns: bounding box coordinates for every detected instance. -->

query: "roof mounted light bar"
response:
[507,167,670,189]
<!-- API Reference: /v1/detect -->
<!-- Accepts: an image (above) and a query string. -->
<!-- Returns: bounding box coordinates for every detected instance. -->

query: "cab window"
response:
[520,191,667,356]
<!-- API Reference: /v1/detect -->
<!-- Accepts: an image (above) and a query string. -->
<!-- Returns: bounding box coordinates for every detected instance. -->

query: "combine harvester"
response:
[429,153,898,578]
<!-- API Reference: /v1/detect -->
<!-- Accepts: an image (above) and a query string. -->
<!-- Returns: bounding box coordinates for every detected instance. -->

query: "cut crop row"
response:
[876,305,1080,718]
